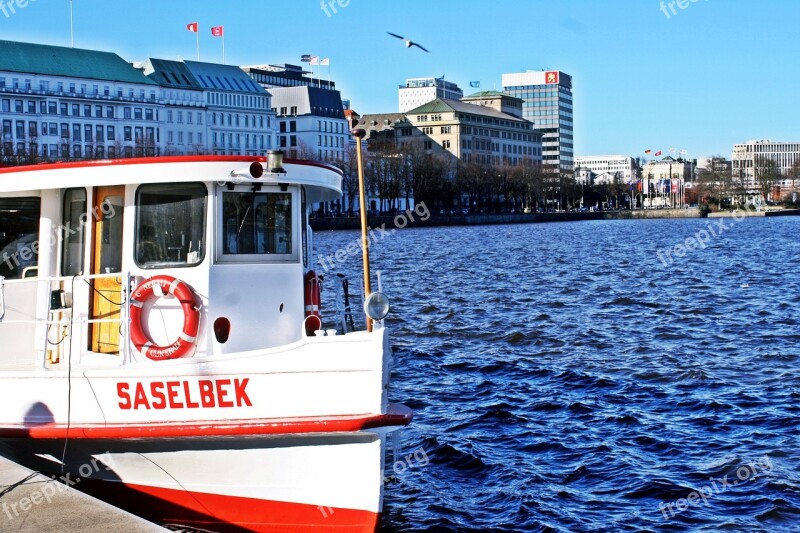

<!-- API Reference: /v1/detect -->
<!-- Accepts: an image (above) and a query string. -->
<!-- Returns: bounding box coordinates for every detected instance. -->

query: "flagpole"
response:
[69,0,74,47]
[196,26,200,61]
[222,34,225,64]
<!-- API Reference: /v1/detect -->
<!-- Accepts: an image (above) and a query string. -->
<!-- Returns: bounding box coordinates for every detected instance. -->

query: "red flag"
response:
[211,26,224,37]
[187,22,198,32]
[654,150,662,157]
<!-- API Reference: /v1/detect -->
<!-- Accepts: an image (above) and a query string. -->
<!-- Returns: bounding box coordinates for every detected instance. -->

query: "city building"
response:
[140,58,206,155]
[398,76,463,113]
[732,140,800,198]
[575,155,637,184]
[267,86,348,161]
[362,93,542,167]
[0,39,161,161]
[502,70,574,174]
[639,156,693,208]
[0,39,278,162]
[182,60,274,157]
[242,64,336,91]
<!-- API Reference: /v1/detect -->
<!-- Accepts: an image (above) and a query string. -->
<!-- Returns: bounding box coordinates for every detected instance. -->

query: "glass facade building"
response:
[502,71,573,174]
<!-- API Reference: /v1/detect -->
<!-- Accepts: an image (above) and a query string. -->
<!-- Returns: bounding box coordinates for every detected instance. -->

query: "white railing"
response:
[0,272,132,367]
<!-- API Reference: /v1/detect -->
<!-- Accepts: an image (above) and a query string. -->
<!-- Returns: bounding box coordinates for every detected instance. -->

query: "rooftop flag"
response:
[301,54,312,62]
[187,22,198,32]
[470,81,480,88]
[644,149,652,154]
[211,26,223,37]
[320,57,330,66]
[655,150,662,157]
[310,55,320,65]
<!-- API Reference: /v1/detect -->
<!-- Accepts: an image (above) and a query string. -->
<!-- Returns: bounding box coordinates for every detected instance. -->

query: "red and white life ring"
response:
[129,275,201,361]
[304,270,322,336]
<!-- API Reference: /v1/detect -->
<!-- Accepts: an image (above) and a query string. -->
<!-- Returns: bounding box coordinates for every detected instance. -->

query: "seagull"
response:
[387,32,430,53]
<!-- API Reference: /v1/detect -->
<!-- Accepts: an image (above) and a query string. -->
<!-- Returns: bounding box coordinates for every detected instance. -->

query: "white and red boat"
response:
[0,153,411,531]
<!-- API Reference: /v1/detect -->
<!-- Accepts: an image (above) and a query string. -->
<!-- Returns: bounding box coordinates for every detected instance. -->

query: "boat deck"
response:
[0,455,165,531]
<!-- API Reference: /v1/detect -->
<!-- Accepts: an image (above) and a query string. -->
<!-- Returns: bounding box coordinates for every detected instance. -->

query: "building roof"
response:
[464,90,506,99]
[406,98,530,123]
[183,61,266,93]
[359,113,409,131]
[268,86,344,119]
[141,58,202,90]
[0,39,156,85]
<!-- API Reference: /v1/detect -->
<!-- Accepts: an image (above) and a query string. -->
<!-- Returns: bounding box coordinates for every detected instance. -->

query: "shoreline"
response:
[310,207,800,231]
[311,207,702,230]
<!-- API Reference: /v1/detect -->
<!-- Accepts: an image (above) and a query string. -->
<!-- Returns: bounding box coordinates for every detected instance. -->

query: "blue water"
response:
[314,217,800,532]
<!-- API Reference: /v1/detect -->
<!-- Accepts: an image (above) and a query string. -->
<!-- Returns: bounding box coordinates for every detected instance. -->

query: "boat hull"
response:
[0,431,388,532]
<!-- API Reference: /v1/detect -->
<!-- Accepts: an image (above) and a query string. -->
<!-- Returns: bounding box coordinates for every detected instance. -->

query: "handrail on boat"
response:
[0,272,132,365]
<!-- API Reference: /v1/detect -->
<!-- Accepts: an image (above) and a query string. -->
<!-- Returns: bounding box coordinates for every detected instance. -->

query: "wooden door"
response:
[90,186,125,353]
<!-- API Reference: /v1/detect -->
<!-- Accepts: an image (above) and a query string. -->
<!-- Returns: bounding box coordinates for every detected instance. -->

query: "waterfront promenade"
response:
[0,456,164,532]
[311,207,704,230]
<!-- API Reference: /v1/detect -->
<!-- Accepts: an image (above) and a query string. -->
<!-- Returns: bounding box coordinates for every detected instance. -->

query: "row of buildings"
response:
[0,39,349,164]
[4,38,796,205]
[395,71,574,174]
[576,140,800,204]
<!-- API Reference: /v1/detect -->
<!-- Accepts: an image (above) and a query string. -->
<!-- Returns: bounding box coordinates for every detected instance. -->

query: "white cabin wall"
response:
[208,263,305,354]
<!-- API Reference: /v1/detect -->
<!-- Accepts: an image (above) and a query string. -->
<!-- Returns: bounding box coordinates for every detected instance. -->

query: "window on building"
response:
[107,126,115,141]
[124,126,132,141]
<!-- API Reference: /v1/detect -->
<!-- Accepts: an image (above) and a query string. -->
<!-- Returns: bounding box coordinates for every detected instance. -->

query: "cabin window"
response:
[221,190,293,259]
[60,188,87,276]
[135,183,207,268]
[0,197,41,279]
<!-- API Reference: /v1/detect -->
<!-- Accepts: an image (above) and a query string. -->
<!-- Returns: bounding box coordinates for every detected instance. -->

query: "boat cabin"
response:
[0,155,342,370]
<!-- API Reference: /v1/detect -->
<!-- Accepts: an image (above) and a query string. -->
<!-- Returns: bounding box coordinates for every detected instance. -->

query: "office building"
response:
[268,86,348,161]
[502,70,574,174]
[575,155,637,184]
[732,139,800,195]
[398,77,463,113]
[361,93,542,167]
[0,39,161,161]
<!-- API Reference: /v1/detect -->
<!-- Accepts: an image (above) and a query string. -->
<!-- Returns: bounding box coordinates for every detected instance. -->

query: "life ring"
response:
[304,270,322,336]
[129,275,201,361]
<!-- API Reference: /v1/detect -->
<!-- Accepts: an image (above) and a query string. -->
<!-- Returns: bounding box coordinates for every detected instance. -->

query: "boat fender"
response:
[304,270,322,336]
[130,275,201,361]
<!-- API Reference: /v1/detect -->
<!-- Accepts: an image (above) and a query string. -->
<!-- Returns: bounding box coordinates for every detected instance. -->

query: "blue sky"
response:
[2,0,798,159]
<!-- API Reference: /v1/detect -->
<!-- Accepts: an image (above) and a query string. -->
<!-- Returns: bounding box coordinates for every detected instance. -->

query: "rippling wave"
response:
[315,218,800,531]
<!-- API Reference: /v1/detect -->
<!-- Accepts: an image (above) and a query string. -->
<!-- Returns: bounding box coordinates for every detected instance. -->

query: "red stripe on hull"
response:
[78,477,378,532]
[0,403,412,440]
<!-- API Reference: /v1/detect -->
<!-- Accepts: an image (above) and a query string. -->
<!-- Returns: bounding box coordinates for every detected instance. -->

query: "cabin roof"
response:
[0,156,343,202]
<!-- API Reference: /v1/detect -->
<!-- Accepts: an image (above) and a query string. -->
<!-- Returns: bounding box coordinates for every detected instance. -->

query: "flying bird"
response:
[387,32,430,53]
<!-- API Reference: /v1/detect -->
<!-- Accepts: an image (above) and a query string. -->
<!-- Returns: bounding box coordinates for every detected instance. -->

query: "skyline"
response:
[1,0,798,160]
